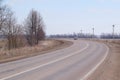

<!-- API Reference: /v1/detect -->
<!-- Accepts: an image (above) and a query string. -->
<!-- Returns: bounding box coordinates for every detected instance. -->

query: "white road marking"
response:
[80,44,109,80]
[0,43,89,80]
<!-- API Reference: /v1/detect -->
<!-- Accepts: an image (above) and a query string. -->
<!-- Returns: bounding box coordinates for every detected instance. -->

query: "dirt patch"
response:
[0,39,73,63]
[88,40,120,80]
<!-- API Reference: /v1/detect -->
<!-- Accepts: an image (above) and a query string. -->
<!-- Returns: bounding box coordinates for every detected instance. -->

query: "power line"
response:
[92,27,94,38]
[112,25,115,39]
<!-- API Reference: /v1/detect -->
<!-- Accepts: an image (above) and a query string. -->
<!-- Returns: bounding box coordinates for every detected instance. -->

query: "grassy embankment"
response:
[0,39,72,63]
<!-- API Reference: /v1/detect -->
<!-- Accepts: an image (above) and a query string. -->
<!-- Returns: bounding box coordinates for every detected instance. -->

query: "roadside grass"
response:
[0,40,6,49]
[0,39,72,63]
[88,39,120,80]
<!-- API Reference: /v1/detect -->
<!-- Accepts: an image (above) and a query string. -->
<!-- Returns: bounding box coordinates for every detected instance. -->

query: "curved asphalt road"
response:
[0,39,109,80]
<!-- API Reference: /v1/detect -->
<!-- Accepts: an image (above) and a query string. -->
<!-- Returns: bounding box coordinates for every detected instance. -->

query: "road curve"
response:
[0,39,109,80]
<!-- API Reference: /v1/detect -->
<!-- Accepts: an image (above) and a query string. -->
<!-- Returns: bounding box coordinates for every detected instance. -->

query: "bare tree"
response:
[37,27,45,41]
[13,24,27,48]
[2,11,16,49]
[0,1,10,30]
[25,9,45,46]
[1,11,25,50]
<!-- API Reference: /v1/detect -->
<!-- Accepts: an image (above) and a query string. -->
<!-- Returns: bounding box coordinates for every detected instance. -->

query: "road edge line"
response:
[80,44,109,80]
[1,42,89,80]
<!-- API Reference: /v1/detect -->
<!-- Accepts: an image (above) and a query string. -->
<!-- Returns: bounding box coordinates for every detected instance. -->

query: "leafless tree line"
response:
[0,1,45,50]
[100,33,120,39]
[25,10,45,46]
[50,33,97,39]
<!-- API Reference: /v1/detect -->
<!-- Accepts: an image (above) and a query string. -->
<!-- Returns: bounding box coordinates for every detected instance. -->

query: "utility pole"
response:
[92,28,94,38]
[112,25,115,39]
[80,29,82,34]
[80,29,83,38]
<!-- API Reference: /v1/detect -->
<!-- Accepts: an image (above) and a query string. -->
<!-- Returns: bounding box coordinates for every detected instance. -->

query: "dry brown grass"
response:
[0,40,6,49]
[88,39,120,80]
[0,39,72,63]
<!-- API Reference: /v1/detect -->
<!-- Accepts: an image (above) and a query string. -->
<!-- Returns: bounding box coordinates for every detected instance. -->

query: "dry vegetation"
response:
[0,0,46,51]
[0,0,73,63]
[0,40,6,49]
[0,39,72,63]
[88,39,120,80]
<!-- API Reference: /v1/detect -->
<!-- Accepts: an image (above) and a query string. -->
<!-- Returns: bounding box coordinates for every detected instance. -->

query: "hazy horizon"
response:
[4,0,120,35]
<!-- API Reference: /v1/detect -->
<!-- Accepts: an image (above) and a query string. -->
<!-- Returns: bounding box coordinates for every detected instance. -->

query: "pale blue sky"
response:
[4,0,120,35]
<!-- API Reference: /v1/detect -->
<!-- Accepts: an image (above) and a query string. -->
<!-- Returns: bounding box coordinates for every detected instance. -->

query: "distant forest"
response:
[49,33,120,39]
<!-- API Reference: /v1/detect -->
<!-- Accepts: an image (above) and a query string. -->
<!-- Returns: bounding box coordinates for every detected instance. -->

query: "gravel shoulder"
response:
[0,39,73,63]
[88,40,120,80]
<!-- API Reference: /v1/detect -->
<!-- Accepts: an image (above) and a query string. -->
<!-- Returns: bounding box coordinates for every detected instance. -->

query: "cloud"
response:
[7,0,25,6]
[7,0,17,6]
[88,7,120,15]
[97,0,120,3]
[7,0,45,6]
[97,0,106,3]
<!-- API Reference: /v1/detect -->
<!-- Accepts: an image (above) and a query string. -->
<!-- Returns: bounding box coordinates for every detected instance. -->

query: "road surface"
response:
[0,40,109,80]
